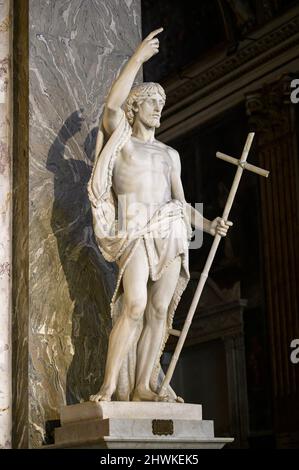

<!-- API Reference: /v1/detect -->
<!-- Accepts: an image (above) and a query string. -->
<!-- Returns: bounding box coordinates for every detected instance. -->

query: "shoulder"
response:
[168,146,180,164]
[161,142,181,170]
[155,140,180,161]
[103,106,129,136]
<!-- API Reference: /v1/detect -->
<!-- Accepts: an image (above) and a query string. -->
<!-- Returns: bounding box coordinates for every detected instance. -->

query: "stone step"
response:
[60,401,202,425]
[98,437,233,450]
[46,436,234,450]
[55,417,214,446]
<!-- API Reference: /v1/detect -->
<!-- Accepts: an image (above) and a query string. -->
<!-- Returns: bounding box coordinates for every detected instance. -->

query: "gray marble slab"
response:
[14,0,142,448]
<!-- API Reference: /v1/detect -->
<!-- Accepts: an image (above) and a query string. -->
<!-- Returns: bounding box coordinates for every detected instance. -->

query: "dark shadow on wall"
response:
[46,110,116,404]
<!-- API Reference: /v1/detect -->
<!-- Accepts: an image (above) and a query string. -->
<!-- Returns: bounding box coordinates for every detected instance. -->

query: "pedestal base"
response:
[49,402,234,449]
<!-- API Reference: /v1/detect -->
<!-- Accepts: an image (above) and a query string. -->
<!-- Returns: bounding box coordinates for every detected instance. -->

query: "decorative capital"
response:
[245,75,293,142]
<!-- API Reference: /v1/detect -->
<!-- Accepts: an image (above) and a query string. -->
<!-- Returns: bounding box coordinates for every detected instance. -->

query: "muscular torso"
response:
[113,136,173,225]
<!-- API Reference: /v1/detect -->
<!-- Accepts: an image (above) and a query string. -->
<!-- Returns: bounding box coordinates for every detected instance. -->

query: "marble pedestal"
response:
[50,402,233,449]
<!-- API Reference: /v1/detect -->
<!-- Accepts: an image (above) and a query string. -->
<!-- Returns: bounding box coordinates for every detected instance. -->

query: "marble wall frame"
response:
[0,0,12,450]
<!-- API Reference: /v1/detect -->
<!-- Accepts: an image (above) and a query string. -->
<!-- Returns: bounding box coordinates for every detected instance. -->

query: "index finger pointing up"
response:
[146,27,163,41]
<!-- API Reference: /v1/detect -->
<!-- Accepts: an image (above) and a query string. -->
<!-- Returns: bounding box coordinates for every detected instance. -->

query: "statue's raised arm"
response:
[90,28,163,202]
[102,27,163,135]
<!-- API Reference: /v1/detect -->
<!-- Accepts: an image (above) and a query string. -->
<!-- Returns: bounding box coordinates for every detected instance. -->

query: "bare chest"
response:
[113,139,172,192]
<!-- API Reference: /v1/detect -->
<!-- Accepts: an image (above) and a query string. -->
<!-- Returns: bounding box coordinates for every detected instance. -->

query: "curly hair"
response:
[124,82,166,126]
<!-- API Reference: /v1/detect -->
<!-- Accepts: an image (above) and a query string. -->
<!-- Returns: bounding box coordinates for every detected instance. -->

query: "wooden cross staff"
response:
[159,132,270,399]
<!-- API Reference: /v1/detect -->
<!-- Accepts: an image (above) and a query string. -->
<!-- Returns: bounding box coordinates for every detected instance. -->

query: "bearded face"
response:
[134,92,165,128]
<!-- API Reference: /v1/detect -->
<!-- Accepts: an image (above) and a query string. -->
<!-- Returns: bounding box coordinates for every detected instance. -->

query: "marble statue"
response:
[87,28,231,403]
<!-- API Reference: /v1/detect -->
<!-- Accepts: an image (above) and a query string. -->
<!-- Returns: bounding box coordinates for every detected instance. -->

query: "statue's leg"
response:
[90,242,149,402]
[132,256,181,402]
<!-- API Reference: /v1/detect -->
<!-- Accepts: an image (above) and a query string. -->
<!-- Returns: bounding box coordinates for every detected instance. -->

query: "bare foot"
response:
[132,386,160,402]
[158,394,184,403]
[89,386,113,402]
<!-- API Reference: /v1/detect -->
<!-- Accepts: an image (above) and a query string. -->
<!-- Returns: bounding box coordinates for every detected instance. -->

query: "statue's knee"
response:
[152,301,168,322]
[125,296,147,322]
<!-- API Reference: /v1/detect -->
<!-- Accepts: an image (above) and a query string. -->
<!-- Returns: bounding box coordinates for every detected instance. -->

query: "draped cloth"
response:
[88,111,191,400]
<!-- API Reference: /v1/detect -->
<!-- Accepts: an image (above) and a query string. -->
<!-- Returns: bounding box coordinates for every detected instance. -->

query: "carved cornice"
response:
[162,14,299,112]
[156,9,299,143]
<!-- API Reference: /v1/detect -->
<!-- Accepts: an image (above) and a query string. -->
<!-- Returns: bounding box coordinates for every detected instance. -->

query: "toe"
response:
[176,396,184,403]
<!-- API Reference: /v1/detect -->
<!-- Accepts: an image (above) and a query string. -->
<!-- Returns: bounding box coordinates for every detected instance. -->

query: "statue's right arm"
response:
[90,28,163,202]
[102,27,163,135]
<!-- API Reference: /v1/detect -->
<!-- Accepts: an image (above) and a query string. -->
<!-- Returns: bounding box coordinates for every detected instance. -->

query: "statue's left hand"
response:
[209,217,233,237]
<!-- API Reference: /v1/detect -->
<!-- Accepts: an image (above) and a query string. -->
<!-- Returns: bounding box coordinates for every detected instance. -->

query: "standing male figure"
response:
[88,28,231,403]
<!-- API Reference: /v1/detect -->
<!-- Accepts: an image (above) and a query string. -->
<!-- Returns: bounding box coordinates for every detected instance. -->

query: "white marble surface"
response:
[54,401,233,449]
[60,401,203,425]
[96,436,233,449]
[55,417,214,445]
[0,0,11,450]
[107,418,214,439]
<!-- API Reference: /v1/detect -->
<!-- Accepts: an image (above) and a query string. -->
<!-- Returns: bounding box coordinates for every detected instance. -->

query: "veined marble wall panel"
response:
[0,0,11,449]
[28,0,141,447]
[30,0,140,52]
